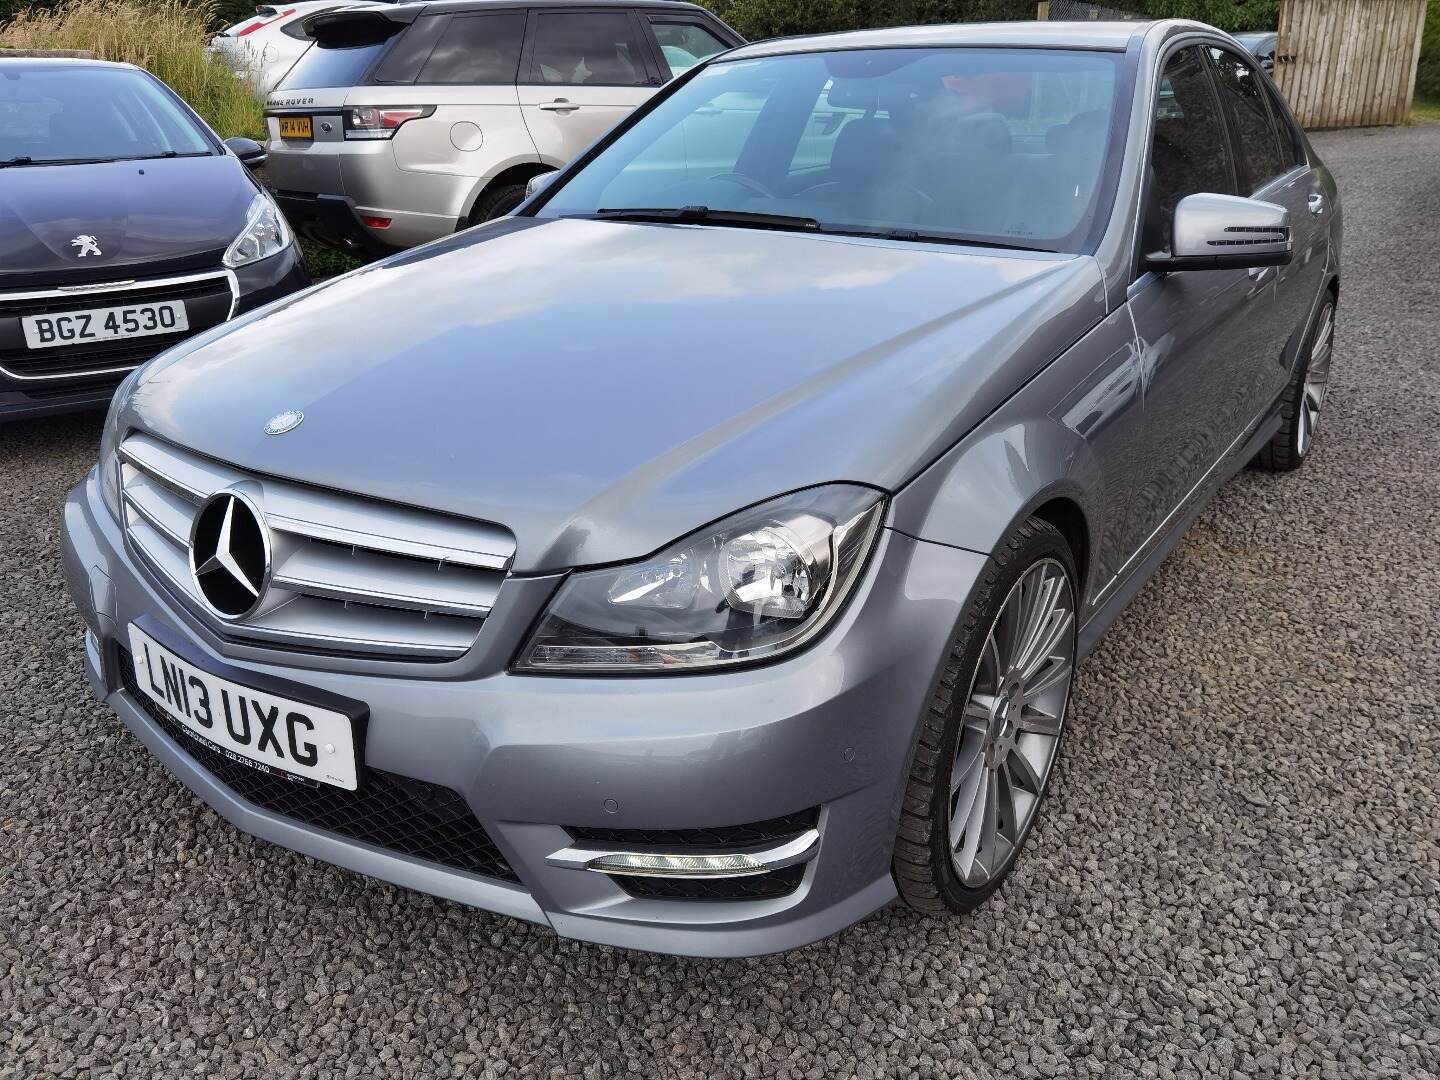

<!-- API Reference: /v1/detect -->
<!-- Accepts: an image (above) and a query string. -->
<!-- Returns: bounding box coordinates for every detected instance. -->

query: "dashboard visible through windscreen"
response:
[537,46,1124,253]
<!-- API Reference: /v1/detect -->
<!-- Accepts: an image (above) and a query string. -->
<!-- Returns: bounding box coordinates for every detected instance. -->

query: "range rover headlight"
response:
[223,192,292,269]
[515,485,885,673]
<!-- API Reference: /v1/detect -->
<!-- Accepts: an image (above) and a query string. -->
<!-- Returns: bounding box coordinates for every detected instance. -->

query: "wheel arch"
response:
[461,161,556,224]
[890,419,1105,613]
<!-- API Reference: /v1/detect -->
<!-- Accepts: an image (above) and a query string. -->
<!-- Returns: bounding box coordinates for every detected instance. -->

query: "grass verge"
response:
[0,0,263,137]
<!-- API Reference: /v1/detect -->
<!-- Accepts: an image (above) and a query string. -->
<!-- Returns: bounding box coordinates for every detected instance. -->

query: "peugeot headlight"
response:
[516,485,885,673]
[223,192,291,268]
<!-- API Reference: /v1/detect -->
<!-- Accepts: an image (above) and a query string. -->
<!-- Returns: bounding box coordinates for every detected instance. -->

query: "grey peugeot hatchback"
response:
[62,19,1340,956]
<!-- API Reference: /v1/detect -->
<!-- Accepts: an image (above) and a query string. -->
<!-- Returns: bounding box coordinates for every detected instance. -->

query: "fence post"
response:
[1036,2,1049,19]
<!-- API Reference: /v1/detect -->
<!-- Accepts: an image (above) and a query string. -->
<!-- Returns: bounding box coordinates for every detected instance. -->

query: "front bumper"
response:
[0,248,308,423]
[61,469,987,956]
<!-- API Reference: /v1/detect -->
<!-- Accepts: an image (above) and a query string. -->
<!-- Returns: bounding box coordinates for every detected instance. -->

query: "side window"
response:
[1264,81,1307,167]
[370,14,449,84]
[418,12,525,84]
[649,20,729,78]
[1148,46,1234,250]
[527,11,647,87]
[1208,47,1287,191]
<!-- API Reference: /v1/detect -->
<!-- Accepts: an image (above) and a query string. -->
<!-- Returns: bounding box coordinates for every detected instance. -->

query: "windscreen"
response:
[538,47,1123,253]
[0,65,213,165]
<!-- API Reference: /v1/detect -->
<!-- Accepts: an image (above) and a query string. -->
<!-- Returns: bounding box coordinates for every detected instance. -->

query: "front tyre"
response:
[893,518,1078,914]
[1256,295,1335,472]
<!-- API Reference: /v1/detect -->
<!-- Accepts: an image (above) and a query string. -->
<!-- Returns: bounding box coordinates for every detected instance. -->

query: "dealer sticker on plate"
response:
[128,625,360,790]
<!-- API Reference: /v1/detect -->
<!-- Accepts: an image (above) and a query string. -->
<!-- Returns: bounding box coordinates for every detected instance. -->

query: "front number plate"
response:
[22,301,188,350]
[128,625,360,790]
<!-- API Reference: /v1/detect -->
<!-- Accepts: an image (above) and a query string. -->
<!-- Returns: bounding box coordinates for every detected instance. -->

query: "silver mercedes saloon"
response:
[62,19,1340,956]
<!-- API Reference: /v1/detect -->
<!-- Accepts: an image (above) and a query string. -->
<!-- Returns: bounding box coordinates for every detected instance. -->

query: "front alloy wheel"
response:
[894,518,1077,914]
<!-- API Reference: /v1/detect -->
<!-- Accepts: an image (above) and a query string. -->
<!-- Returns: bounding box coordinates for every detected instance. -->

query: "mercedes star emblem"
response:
[264,409,304,435]
[189,491,271,619]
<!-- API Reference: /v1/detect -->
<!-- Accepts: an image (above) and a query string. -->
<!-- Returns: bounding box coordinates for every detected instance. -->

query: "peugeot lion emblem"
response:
[189,491,271,619]
[70,234,102,258]
[264,409,304,435]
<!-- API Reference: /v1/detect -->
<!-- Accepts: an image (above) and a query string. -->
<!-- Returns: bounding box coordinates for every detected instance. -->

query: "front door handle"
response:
[537,99,579,113]
[1307,192,1326,216]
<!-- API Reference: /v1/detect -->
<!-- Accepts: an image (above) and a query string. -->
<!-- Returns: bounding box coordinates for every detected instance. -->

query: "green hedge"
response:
[1418,0,1440,100]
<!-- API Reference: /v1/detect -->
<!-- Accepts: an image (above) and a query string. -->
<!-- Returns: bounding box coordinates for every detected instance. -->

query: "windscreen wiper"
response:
[121,150,214,161]
[0,155,121,167]
[820,224,1061,254]
[587,206,823,233]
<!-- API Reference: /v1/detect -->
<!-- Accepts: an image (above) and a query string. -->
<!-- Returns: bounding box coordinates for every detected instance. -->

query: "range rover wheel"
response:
[1256,296,1335,472]
[894,518,1077,914]
[468,184,527,225]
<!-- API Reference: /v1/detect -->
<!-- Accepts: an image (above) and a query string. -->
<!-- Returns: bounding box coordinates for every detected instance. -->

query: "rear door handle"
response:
[538,99,579,113]
[1307,192,1326,216]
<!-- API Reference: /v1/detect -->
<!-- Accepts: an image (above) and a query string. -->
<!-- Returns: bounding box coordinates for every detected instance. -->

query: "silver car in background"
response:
[63,19,1340,956]
[264,0,741,254]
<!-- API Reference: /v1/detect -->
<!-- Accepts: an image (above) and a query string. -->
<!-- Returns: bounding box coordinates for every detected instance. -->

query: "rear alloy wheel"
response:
[894,518,1077,914]
[1256,297,1335,471]
[467,183,527,226]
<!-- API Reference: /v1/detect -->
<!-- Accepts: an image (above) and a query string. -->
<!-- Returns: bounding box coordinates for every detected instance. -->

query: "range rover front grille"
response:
[119,433,515,661]
[0,272,235,381]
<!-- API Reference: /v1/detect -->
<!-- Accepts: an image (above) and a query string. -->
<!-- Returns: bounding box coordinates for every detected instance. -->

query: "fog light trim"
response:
[546,828,819,879]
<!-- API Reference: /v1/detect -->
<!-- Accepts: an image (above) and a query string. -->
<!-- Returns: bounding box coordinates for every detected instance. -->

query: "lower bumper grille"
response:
[118,647,519,883]
[619,864,806,901]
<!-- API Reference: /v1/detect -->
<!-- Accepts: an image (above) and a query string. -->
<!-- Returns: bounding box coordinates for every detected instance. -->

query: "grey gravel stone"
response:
[2,124,1438,1080]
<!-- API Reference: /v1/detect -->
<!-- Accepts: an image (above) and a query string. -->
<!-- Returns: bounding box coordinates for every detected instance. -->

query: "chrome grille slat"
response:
[120,466,195,547]
[270,544,499,618]
[118,433,513,661]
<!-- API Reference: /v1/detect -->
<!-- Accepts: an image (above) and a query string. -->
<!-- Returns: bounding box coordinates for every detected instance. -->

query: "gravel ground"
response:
[3,124,1438,1080]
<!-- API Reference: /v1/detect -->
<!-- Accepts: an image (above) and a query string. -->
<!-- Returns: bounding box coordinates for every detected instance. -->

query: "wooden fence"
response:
[1272,0,1426,128]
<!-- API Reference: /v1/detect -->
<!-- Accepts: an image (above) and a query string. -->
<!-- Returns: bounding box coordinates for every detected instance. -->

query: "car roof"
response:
[0,56,139,72]
[725,19,1153,58]
[393,0,713,16]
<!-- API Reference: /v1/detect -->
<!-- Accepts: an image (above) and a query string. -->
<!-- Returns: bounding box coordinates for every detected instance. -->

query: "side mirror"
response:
[525,170,558,198]
[1146,192,1291,273]
[225,136,268,170]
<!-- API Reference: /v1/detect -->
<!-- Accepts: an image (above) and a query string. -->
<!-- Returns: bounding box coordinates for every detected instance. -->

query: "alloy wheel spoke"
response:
[1022,655,1072,702]
[1013,572,1060,676]
[1017,702,1063,736]
[1008,746,1044,796]
[1020,608,1074,683]
[950,731,985,794]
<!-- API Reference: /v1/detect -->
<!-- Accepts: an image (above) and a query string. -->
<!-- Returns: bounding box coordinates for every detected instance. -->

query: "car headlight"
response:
[223,192,292,269]
[515,485,885,674]
[97,374,136,521]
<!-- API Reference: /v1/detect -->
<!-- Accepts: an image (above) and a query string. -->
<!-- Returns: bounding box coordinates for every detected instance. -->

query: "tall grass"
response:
[0,0,264,137]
